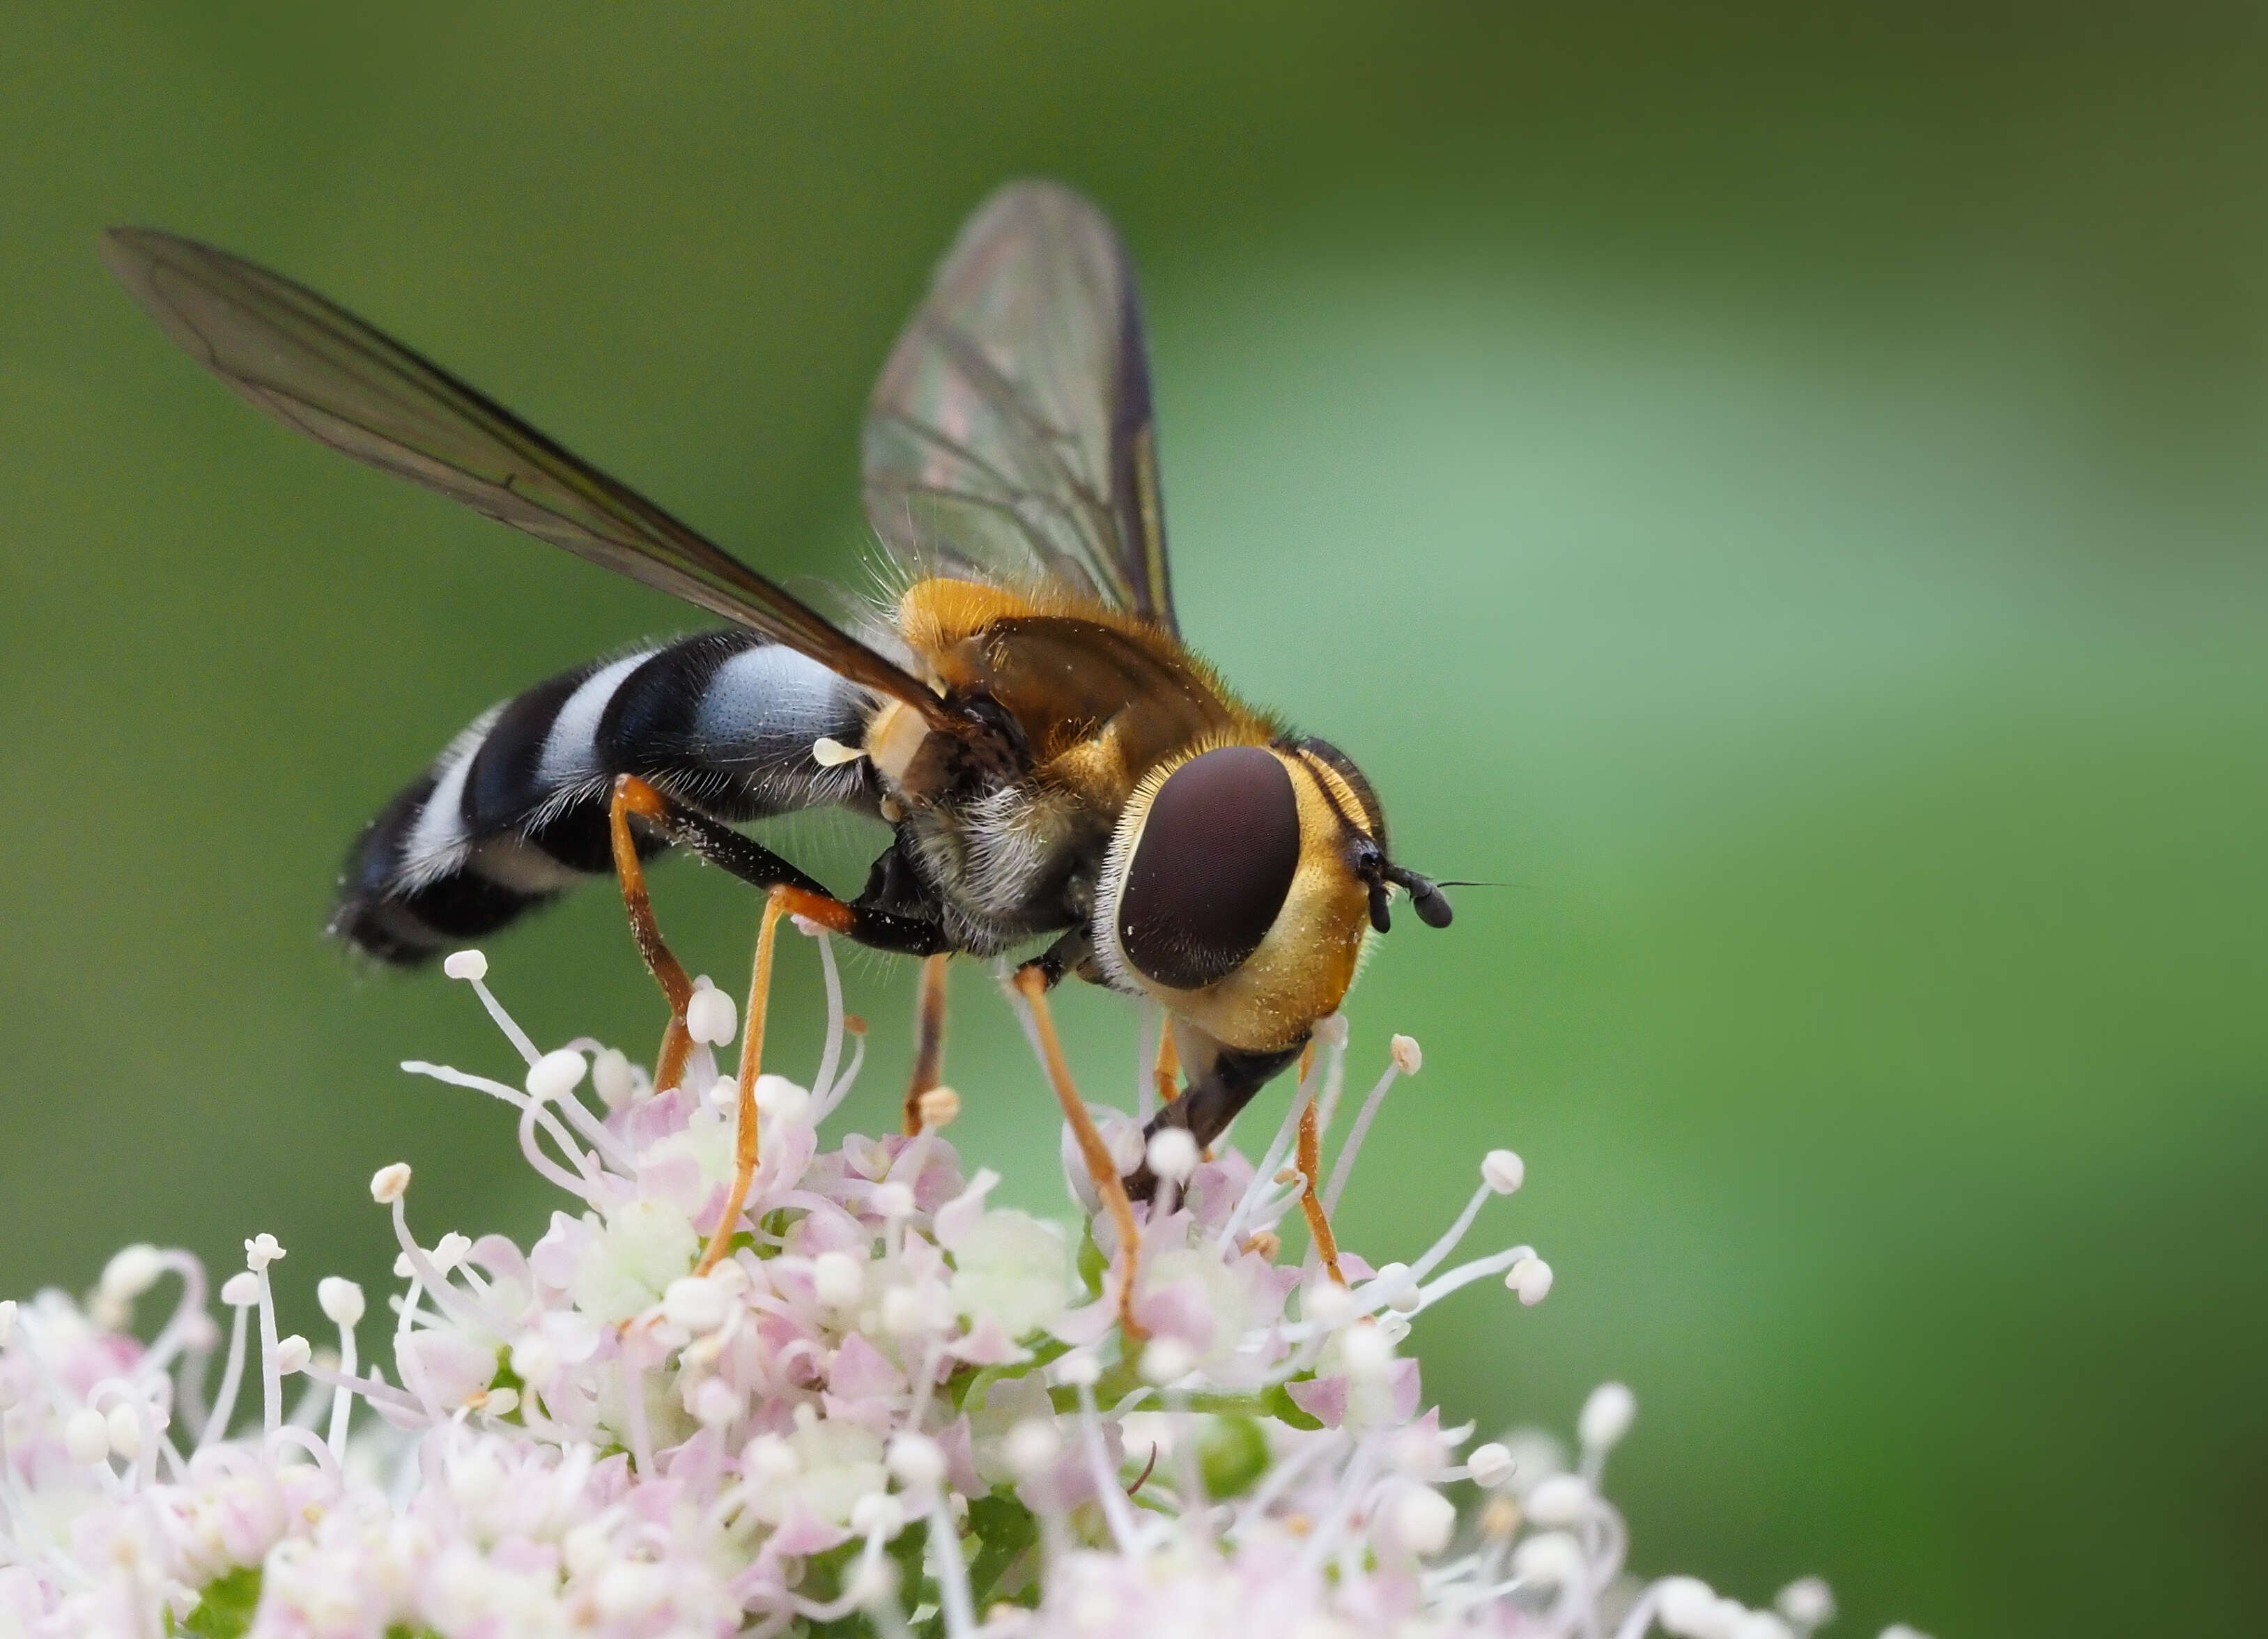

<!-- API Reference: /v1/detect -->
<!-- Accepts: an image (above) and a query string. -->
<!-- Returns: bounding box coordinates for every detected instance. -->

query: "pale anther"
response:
[1145,1126,1200,1183]
[441,948,488,982]
[243,1233,285,1272]
[1481,1149,1525,1194]
[685,986,737,1047]
[916,1084,961,1130]
[317,1277,366,1328]
[370,1162,412,1203]
[64,1407,110,1465]
[525,1047,587,1102]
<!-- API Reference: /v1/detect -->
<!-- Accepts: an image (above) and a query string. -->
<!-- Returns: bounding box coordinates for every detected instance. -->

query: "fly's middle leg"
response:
[903,953,951,1136]
[1010,957,1148,1346]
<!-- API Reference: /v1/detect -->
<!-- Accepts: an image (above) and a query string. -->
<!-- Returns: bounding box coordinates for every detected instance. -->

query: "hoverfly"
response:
[103,183,1452,1307]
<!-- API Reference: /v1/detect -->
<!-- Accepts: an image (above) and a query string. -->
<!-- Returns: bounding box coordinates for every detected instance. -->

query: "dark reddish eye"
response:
[1118,745,1301,990]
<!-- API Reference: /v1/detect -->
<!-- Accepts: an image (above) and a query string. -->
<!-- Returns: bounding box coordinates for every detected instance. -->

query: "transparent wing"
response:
[102,226,962,730]
[863,180,1177,633]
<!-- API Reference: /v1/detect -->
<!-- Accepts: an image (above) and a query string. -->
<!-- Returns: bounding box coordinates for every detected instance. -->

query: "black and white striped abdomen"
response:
[334,629,877,964]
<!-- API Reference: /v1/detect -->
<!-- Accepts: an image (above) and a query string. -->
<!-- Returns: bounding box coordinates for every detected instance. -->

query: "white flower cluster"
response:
[0,935,1926,1639]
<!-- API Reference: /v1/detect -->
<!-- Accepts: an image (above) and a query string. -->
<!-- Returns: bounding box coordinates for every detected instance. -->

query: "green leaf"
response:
[180,1566,262,1639]
[1260,1376,1324,1432]
[967,1491,1041,1608]
[1076,1223,1106,1295]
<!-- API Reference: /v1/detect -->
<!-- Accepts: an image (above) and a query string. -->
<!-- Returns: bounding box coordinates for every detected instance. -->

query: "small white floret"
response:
[428,1232,471,1274]
[1104,1121,1145,1176]
[1370,1261,1422,1314]
[525,1047,587,1102]
[881,1281,951,1337]
[1579,1380,1637,1451]
[370,1162,412,1203]
[686,986,737,1047]
[850,1491,905,1538]
[886,1432,946,1491]
[812,1251,865,1309]
[64,1407,110,1465]
[1775,1578,1835,1627]
[664,1275,730,1332]
[1386,1486,1456,1556]
[274,1334,311,1375]
[1508,1256,1554,1306]
[915,1085,960,1130]
[1305,1281,1356,1330]
[442,949,488,982]
[1390,1033,1424,1075]
[691,1378,740,1428]
[1510,1530,1583,1584]
[1525,1472,1594,1527]
[1656,1578,1718,1636]
[1466,1441,1515,1488]
[1481,1149,1525,1194]
[1003,1418,1062,1481]
[1145,1128,1200,1184]
[1338,1322,1396,1380]
[1139,1338,1196,1385]
[219,1272,261,1307]
[510,1334,558,1386]
[317,1277,366,1328]
[99,1244,164,1302]
[755,1073,811,1124]
[592,1047,636,1110]
[104,1403,142,1461]
[243,1233,285,1272]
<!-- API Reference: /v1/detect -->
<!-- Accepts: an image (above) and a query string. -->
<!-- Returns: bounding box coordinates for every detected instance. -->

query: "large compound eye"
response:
[1117,745,1301,990]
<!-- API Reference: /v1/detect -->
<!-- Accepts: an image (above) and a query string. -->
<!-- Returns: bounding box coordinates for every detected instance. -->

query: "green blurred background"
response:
[4,4,2265,1633]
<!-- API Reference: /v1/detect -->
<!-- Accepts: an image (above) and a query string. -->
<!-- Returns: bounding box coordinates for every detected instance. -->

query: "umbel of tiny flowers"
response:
[0,930,1928,1639]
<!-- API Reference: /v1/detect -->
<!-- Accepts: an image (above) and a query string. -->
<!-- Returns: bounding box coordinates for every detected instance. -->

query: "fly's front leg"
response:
[1009,934,1148,1344]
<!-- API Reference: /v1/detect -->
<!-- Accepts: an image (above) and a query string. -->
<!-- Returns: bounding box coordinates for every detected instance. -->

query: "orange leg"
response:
[1012,966,1147,1343]
[1152,1022,1180,1108]
[902,952,950,1135]
[694,888,787,1277]
[1293,1051,1347,1287]
[609,776,695,1093]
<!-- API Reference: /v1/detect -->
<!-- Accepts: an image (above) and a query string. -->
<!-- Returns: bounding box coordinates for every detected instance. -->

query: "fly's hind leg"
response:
[616,777,950,957]
[903,953,951,1135]
[611,774,952,1093]
[609,776,697,1092]
[1011,944,1147,1344]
